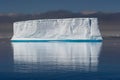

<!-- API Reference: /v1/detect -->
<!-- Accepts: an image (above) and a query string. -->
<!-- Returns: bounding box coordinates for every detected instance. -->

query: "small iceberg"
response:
[11,18,102,42]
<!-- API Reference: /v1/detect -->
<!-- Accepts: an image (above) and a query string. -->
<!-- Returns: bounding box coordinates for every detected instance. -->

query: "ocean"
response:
[0,38,120,80]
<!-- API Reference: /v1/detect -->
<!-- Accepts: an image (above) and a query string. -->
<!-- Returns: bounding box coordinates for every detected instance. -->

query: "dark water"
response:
[0,38,120,80]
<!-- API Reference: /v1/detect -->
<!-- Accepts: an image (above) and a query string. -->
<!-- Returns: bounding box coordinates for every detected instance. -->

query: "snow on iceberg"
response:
[11,18,102,42]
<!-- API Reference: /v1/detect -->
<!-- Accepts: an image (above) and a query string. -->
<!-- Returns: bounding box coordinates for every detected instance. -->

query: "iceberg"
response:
[11,18,102,42]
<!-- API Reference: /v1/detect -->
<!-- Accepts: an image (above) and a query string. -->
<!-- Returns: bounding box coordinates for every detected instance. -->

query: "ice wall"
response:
[11,18,102,41]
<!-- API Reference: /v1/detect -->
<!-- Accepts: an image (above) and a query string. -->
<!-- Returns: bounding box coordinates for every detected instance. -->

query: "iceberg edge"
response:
[11,39,102,42]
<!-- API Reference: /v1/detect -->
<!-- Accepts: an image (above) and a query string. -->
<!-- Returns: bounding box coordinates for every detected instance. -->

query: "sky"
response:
[0,0,120,13]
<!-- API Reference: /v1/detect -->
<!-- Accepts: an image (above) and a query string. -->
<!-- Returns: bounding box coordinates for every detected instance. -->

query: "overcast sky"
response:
[0,0,120,13]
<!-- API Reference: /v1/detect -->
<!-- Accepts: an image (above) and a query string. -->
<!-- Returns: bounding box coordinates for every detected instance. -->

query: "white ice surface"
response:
[11,18,102,40]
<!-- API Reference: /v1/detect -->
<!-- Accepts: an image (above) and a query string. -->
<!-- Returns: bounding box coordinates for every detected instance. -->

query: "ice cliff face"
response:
[11,18,102,40]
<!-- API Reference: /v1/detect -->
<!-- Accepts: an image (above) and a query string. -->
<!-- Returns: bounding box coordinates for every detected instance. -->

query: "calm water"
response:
[0,38,120,80]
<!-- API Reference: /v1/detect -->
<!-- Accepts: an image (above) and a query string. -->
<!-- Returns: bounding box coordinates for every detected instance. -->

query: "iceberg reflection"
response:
[12,42,102,73]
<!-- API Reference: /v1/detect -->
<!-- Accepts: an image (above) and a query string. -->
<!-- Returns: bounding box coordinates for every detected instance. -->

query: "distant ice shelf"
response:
[11,18,102,42]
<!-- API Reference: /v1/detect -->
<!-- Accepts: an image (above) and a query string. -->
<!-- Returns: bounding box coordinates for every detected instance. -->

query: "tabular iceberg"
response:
[11,18,102,42]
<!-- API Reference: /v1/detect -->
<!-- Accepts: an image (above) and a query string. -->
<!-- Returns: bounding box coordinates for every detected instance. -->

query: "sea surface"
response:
[0,38,120,80]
